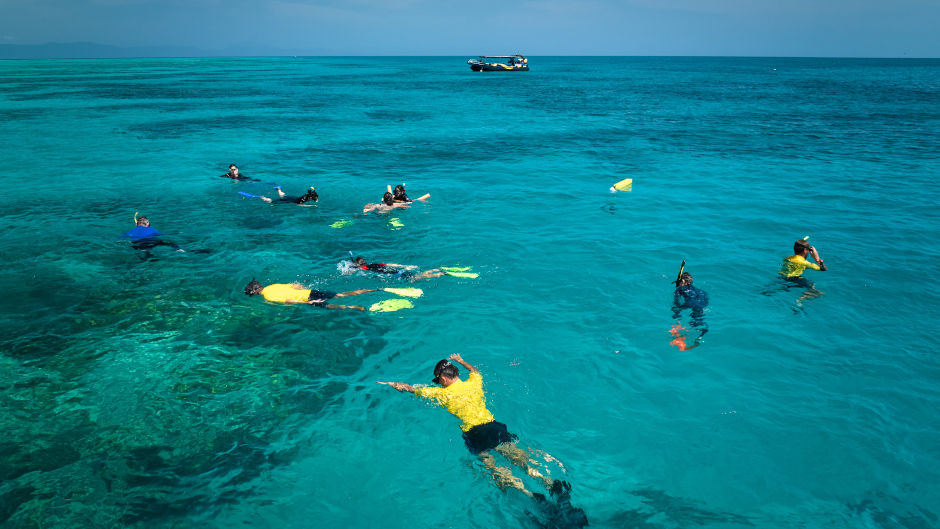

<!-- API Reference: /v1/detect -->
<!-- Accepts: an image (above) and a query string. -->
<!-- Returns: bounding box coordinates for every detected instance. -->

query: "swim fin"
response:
[383,287,423,298]
[444,271,479,279]
[369,299,414,312]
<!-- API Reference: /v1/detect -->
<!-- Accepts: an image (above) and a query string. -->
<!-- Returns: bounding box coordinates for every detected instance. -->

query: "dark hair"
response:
[678,272,693,285]
[794,240,811,254]
[382,191,395,206]
[354,256,367,266]
[136,215,149,226]
[296,188,318,204]
[432,359,459,384]
[229,164,237,169]
[244,280,263,296]
[393,184,410,202]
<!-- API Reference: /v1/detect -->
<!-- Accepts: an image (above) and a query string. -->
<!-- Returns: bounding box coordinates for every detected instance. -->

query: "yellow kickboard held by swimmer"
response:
[611,178,632,191]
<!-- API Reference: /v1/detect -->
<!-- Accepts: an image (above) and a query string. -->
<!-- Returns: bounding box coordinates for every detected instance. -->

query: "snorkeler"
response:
[672,271,709,346]
[346,256,446,280]
[387,183,430,203]
[219,164,259,181]
[244,280,379,311]
[120,215,183,259]
[261,186,319,205]
[240,186,319,205]
[362,192,408,214]
[380,354,585,526]
[779,238,827,307]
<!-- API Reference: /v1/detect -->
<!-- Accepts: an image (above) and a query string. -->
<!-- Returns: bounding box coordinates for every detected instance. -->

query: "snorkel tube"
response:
[674,260,686,285]
[134,211,138,225]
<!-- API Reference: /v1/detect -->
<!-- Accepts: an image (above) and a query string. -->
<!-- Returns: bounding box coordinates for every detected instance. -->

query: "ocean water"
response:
[1,56,938,529]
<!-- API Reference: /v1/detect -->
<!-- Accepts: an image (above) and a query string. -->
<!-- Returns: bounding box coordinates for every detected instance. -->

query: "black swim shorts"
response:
[784,275,815,289]
[462,421,518,455]
[307,289,337,307]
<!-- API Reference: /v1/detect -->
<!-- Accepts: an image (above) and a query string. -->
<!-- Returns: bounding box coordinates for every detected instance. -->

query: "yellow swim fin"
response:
[444,271,479,279]
[383,287,423,298]
[369,298,414,312]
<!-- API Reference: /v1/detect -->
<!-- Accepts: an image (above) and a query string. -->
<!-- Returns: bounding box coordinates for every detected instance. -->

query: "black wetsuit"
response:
[220,172,258,181]
[360,262,413,277]
[277,190,318,204]
[673,284,709,335]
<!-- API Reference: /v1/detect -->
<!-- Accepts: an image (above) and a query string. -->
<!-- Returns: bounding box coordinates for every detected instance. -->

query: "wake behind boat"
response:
[468,55,529,72]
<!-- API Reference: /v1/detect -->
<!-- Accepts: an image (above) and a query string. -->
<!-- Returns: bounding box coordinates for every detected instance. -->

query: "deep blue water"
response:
[1,56,938,529]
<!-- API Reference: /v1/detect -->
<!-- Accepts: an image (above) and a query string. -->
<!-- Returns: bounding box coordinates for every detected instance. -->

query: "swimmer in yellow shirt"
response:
[243,280,379,311]
[780,239,828,307]
[380,354,582,513]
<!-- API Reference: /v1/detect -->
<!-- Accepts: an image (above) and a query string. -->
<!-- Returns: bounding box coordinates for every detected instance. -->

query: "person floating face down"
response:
[379,354,587,527]
[244,280,377,311]
[362,191,404,214]
[260,186,318,205]
[673,272,709,343]
[350,256,445,280]
[121,215,181,258]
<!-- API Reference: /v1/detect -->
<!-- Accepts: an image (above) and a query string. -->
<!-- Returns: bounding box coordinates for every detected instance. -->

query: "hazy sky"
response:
[1,0,938,57]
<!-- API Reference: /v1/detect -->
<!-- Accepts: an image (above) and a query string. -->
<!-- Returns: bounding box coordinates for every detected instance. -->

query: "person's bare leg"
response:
[334,289,378,298]
[415,269,446,279]
[495,443,553,489]
[478,452,533,497]
[324,303,365,311]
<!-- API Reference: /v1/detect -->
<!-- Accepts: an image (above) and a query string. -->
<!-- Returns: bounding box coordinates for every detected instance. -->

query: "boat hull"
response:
[469,63,529,72]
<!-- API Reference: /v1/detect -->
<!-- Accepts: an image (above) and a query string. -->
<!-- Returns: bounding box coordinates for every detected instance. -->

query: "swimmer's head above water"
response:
[382,192,395,206]
[432,359,459,386]
[244,280,264,296]
[298,187,319,203]
[393,184,409,202]
[794,239,811,255]
[676,272,693,287]
[136,216,150,227]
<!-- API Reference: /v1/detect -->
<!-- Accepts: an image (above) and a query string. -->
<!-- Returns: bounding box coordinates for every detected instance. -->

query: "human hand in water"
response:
[379,381,414,392]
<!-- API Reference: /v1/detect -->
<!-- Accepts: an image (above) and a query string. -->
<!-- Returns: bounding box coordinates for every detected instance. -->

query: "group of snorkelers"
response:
[122,166,829,527]
[222,163,428,213]
[226,163,586,524]
[672,237,828,348]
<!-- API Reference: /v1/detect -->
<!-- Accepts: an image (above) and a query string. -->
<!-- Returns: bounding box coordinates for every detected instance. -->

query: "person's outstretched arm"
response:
[450,353,478,374]
[378,381,416,393]
[809,246,827,271]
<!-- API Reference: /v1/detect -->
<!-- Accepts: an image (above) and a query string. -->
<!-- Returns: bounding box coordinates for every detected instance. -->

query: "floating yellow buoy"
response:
[611,178,632,192]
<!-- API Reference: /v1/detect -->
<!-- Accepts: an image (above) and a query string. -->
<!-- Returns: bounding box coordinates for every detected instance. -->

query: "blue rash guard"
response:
[673,284,709,337]
[674,284,708,310]
[122,226,162,241]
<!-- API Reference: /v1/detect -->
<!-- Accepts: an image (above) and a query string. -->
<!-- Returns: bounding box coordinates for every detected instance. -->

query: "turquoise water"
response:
[1,56,939,528]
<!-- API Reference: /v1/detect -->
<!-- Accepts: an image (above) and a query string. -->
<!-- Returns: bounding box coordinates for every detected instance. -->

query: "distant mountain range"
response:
[0,42,313,59]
